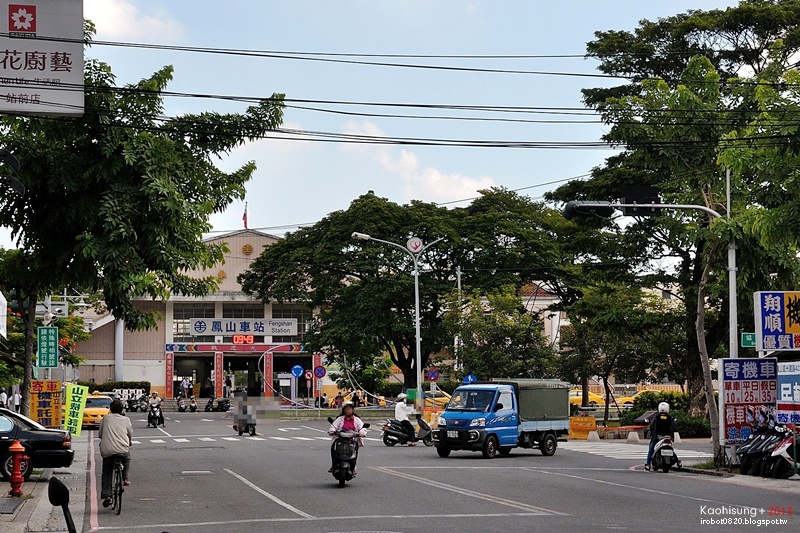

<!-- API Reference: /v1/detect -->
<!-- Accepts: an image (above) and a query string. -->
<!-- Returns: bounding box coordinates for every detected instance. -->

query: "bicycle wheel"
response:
[112,462,123,514]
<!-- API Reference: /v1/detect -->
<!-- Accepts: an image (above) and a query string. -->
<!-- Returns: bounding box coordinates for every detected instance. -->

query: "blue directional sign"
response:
[463,373,477,384]
[291,365,304,378]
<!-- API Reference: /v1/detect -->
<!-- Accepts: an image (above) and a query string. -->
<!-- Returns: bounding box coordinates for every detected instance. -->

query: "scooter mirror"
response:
[48,476,69,506]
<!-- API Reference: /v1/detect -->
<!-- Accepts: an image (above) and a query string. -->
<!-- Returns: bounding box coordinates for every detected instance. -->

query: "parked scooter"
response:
[147,403,165,428]
[189,397,198,412]
[204,396,231,412]
[771,431,799,479]
[382,415,433,446]
[753,425,791,477]
[177,395,187,413]
[126,394,148,413]
[650,435,679,473]
[739,423,788,476]
[327,416,370,487]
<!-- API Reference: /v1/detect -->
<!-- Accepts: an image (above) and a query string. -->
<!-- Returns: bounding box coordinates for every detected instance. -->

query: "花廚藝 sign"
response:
[0,1,84,116]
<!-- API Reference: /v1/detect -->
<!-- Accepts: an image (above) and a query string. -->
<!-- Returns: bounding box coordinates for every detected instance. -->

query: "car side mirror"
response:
[48,476,69,507]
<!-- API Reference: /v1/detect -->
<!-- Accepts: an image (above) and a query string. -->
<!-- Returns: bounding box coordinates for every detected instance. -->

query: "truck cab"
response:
[432,380,569,458]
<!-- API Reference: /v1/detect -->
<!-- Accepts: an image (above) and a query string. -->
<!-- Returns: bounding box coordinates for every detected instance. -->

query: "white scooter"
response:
[651,435,679,473]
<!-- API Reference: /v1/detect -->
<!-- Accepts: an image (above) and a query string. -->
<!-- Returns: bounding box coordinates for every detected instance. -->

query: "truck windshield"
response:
[446,389,495,412]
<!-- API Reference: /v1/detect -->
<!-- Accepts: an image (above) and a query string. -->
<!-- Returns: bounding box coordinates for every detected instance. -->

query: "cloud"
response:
[84,0,184,41]
[343,120,495,203]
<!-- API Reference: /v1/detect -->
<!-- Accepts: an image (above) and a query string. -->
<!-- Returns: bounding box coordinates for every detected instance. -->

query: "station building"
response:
[74,229,326,401]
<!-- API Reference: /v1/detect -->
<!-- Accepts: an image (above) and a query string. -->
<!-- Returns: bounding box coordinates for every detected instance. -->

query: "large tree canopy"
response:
[239,189,566,389]
[0,27,285,413]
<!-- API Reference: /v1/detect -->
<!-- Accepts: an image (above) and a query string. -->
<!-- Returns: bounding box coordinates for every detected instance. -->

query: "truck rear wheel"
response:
[539,434,557,456]
[482,435,498,459]
[436,447,451,458]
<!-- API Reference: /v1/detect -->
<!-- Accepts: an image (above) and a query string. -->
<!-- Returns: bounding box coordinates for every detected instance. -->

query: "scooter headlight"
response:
[469,418,486,427]
[437,416,447,427]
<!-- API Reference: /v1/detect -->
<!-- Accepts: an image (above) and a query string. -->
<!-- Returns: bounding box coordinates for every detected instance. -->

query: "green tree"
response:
[239,189,564,389]
[0,26,285,414]
[441,286,557,381]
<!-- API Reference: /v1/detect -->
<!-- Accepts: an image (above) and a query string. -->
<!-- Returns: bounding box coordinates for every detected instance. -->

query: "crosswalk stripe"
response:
[269,436,291,441]
[293,437,315,441]
[246,437,265,441]
[131,440,141,445]
[174,438,190,442]
[559,442,712,459]
[221,437,239,441]
[150,439,166,443]
[198,437,216,442]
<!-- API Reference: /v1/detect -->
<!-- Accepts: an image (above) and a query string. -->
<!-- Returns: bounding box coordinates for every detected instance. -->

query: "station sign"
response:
[190,318,297,336]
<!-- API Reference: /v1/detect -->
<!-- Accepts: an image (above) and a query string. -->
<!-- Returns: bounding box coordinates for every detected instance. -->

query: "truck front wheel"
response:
[436,447,451,458]
[539,433,557,456]
[482,435,499,459]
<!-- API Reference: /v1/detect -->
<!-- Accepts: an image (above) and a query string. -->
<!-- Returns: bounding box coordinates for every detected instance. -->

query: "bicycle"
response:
[714,444,733,472]
[111,457,124,514]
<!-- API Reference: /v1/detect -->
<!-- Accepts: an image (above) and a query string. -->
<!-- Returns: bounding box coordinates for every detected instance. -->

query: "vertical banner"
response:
[214,351,223,398]
[312,352,322,398]
[721,357,778,443]
[63,383,88,436]
[165,351,174,399]
[262,351,273,397]
[30,380,61,428]
[777,361,800,424]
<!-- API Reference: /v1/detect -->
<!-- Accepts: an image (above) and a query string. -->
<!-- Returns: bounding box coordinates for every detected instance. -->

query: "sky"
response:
[2,0,741,246]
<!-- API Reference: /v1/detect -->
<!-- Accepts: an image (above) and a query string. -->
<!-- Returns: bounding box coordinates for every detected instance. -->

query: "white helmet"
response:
[397,393,406,400]
[658,402,670,414]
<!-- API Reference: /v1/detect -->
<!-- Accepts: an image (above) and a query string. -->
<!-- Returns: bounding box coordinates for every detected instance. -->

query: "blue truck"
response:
[431,379,570,458]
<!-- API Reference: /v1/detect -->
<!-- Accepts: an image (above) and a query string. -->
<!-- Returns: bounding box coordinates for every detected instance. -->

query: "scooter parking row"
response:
[736,421,799,478]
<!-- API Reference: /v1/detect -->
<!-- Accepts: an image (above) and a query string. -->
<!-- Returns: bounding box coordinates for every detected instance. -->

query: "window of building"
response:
[272,304,312,343]
[173,303,215,342]
[222,304,265,342]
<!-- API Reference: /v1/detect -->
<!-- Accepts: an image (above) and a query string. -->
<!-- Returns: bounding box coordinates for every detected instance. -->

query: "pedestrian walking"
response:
[180,377,191,399]
[12,390,21,412]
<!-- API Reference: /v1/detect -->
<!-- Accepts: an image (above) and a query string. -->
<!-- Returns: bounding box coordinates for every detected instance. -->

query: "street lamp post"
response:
[352,232,444,410]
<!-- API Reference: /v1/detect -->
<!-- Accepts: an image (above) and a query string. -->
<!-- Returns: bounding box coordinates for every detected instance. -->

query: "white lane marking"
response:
[93,512,551,530]
[278,427,302,432]
[131,440,141,445]
[221,437,239,441]
[157,426,172,437]
[198,437,216,442]
[270,436,291,441]
[301,425,327,433]
[372,467,566,515]
[293,437,315,441]
[315,436,331,440]
[247,436,265,441]
[173,438,190,443]
[149,439,166,443]
[224,468,314,519]
[533,470,757,509]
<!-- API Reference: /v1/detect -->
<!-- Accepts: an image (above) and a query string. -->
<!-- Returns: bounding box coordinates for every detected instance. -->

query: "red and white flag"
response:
[242,202,248,229]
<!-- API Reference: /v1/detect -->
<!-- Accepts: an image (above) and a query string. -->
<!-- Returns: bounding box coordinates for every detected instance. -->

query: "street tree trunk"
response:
[696,246,721,460]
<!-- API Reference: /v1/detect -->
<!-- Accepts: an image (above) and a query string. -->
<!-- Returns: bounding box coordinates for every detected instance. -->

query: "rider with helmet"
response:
[328,402,366,474]
[644,401,682,471]
[395,393,417,446]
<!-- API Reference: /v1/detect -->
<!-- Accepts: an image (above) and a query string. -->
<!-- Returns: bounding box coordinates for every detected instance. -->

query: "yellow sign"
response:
[30,380,62,428]
[63,384,89,436]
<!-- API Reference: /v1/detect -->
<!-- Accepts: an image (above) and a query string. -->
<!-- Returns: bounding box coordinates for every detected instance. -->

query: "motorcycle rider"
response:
[328,402,366,474]
[395,393,417,446]
[148,391,163,426]
[644,401,682,471]
[99,399,132,508]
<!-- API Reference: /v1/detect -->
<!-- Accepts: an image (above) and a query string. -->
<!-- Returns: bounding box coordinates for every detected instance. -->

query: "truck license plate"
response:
[661,449,673,456]
[447,430,458,438]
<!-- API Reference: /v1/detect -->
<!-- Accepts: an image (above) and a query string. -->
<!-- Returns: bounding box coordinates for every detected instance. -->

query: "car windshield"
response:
[86,397,112,408]
[446,389,495,412]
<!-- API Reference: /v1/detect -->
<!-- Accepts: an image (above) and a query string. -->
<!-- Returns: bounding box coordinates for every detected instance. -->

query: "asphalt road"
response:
[84,413,800,533]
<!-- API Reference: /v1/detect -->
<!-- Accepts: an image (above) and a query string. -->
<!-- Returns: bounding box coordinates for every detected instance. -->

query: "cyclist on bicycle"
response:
[99,398,133,508]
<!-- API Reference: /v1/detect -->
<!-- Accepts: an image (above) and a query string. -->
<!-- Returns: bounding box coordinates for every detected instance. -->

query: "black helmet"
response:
[341,401,355,416]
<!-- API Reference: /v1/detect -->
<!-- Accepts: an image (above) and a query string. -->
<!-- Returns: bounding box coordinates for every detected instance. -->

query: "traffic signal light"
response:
[562,201,615,220]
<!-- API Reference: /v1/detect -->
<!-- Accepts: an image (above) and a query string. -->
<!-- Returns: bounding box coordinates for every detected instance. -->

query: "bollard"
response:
[8,440,29,497]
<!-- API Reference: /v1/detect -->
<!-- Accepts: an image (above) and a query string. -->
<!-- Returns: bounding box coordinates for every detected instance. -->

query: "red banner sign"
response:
[263,351,273,397]
[165,352,174,399]
[214,351,224,398]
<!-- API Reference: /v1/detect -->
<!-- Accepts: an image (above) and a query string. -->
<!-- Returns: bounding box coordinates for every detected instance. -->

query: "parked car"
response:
[616,390,660,406]
[62,393,112,429]
[0,408,74,479]
[569,389,605,406]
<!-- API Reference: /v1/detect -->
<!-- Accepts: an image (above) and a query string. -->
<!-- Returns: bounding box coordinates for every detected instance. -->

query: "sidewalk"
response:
[0,432,88,533]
